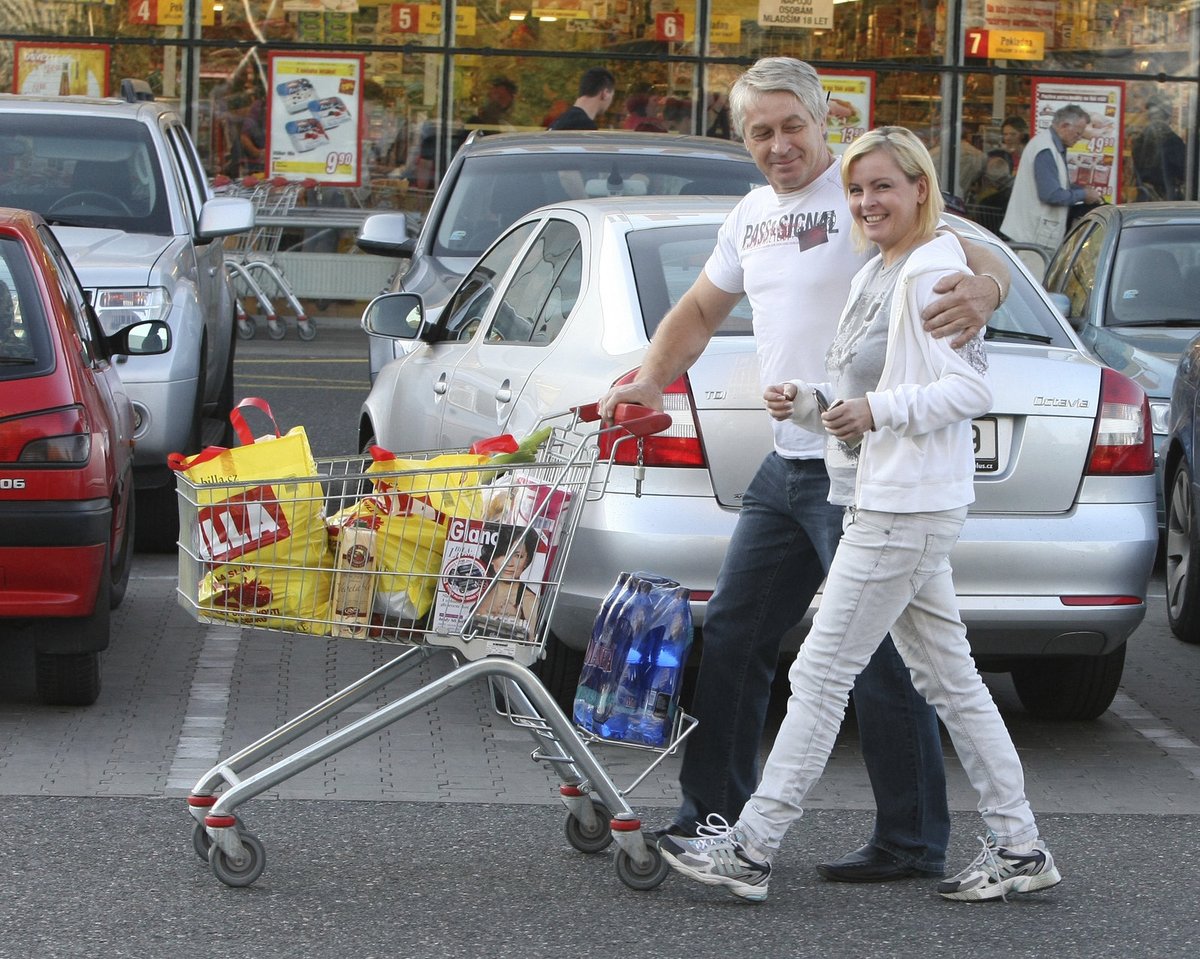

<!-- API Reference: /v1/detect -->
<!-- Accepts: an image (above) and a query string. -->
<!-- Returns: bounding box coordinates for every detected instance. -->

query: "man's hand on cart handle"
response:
[596,381,665,425]
[576,401,672,437]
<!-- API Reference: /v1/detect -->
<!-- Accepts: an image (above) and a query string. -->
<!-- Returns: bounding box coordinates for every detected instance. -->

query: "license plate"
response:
[974,416,998,473]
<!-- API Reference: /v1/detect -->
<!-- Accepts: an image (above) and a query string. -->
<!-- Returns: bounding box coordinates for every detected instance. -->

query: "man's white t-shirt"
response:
[704,158,870,459]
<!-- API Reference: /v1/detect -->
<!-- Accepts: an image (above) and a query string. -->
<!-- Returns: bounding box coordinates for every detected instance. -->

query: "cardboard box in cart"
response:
[432,476,571,646]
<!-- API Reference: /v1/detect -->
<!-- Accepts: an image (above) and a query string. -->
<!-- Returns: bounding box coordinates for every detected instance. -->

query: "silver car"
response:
[359,196,1158,721]
[0,82,254,550]
[355,130,766,383]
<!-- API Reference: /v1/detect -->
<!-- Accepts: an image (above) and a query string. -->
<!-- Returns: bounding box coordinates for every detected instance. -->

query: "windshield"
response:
[0,115,172,235]
[1106,224,1200,327]
[434,151,765,259]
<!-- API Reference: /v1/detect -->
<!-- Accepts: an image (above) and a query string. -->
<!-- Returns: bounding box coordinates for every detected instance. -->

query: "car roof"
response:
[1101,201,1200,227]
[526,193,741,225]
[456,129,755,162]
[0,93,172,120]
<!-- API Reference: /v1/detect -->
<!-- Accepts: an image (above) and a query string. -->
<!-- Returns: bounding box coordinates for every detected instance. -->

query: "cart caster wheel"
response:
[236,318,256,340]
[297,318,317,341]
[266,318,286,340]
[564,799,613,854]
[615,845,670,891]
[208,831,266,887]
[192,816,243,861]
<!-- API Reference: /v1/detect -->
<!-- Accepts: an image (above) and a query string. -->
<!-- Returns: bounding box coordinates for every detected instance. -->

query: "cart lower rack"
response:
[177,404,694,891]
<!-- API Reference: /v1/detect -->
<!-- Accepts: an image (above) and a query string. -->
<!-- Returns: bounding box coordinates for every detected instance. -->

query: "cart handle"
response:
[573,402,672,438]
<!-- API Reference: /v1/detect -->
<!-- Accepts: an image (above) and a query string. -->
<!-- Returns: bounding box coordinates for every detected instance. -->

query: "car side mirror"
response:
[362,292,423,339]
[357,213,414,258]
[198,196,256,238]
[1045,292,1078,326]
[107,320,171,356]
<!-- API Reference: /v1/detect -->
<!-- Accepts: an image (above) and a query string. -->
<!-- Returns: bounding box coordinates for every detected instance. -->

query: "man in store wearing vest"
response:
[1001,103,1104,278]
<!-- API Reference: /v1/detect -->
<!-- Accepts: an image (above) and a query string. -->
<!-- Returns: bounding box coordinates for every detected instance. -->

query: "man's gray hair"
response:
[728,57,828,138]
[1052,103,1090,127]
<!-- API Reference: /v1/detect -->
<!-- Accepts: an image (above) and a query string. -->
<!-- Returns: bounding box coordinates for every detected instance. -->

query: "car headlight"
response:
[92,287,172,336]
[1149,400,1170,436]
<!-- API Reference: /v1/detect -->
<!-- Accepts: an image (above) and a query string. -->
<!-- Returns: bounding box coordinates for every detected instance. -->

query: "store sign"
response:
[13,43,110,97]
[965,28,1045,60]
[757,0,833,29]
[710,14,742,44]
[267,52,365,186]
[127,0,217,25]
[820,71,874,155]
[1031,79,1124,204]
[656,12,684,41]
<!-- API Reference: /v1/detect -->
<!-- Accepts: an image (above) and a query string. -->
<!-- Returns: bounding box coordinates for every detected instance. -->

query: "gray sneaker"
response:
[658,815,771,902]
[938,835,1062,902]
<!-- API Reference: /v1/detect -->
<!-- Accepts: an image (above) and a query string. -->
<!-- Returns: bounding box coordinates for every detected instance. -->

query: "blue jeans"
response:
[675,453,950,872]
[740,507,1035,858]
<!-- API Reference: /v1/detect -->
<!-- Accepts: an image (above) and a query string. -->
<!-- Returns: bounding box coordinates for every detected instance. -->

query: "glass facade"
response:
[1,0,1197,224]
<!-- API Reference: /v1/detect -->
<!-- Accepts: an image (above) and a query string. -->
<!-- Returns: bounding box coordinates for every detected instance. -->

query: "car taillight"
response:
[0,407,91,465]
[1085,368,1154,476]
[598,372,706,467]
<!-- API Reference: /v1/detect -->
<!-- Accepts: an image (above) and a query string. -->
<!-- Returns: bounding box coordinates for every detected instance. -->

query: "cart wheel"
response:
[564,799,613,854]
[192,815,243,861]
[297,318,317,341]
[208,831,266,887]
[266,318,287,340]
[615,845,671,891]
[236,317,257,340]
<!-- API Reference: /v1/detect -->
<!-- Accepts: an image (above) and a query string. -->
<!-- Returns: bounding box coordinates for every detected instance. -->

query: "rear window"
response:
[0,114,172,235]
[0,236,54,379]
[434,151,764,259]
[627,223,754,338]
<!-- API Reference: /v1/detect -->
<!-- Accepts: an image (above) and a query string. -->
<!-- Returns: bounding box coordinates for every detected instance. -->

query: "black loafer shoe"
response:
[816,843,936,883]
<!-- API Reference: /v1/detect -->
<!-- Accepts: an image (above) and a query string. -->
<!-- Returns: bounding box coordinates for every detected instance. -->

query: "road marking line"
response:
[1109,692,1200,778]
[167,626,241,791]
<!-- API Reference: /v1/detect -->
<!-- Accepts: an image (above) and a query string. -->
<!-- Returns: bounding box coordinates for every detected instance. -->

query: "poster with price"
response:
[1030,79,1123,203]
[819,71,873,156]
[267,52,364,186]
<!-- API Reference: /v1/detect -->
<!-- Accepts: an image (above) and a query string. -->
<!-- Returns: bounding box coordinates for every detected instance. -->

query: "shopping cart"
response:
[213,174,317,341]
[177,404,696,892]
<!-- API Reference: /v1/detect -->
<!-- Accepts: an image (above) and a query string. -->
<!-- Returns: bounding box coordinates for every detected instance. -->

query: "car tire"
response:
[35,569,110,707]
[1010,643,1126,721]
[533,630,584,713]
[109,486,135,609]
[1165,459,1200,643]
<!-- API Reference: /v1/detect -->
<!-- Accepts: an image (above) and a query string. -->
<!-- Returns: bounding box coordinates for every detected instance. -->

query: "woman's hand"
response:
[822,397,874,443]
[764,382,798,421]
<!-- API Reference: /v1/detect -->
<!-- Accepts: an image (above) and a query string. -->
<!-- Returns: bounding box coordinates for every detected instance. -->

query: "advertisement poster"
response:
[1030,79,1124,203]
[820,71,874,155]
[13,43,110,97]
[267,52,364,185]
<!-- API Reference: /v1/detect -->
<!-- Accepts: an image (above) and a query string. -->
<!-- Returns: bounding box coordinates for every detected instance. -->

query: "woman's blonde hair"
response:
[840,126,943,252]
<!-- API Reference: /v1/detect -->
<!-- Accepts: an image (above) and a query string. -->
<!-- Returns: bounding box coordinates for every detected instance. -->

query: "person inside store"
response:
[621,88,666,132]
[597,56,1010,887]
[1000,103,1103,275]
[705,91,731,139]
[1131,94,1186,201]
[657,125,1061,905]
[1001,115,1029,172]
[466,77,518,133]
[239,89,267,176]
[965,148,1014,234]
[548,67,616,131]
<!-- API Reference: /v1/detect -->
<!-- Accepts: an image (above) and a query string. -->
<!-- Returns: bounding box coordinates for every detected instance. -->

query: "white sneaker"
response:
[938,835,1062,902]
[658,815,771,902]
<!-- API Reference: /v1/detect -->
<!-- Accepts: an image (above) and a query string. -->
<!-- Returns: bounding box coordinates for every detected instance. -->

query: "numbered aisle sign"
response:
[656,12,685,42]
[267,52,364,186]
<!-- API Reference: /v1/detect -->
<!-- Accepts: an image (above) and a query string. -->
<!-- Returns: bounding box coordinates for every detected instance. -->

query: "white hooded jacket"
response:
[789,232,993,513]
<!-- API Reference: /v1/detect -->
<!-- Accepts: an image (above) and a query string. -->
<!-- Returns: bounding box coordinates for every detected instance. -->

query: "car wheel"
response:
[35,569,110,707]
[533,630,584,713]
[1165,459,1200,643]
[109,486,135,609]
[1010,644,1126,721]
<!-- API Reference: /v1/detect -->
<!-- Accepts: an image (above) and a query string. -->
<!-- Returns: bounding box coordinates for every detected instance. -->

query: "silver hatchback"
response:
[359,196,1158,721]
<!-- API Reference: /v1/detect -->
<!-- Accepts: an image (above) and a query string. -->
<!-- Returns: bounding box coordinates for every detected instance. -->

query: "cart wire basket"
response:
[178,403,693,892]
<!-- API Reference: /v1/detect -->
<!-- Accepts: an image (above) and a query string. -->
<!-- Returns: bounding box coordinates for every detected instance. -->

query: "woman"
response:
[1001,115,1028,172]
[659,126,1060,905]
[473,524,539,625]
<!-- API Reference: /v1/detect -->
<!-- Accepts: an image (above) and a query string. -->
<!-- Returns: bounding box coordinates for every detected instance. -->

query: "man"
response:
[469,77,518,131]
[549,68,615,131]
[598,57,1009,884]
[1131,95,1186,202]
[1001,103,1103,274]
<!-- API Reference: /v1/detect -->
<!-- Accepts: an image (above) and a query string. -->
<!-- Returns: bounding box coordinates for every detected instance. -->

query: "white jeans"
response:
[739,506,1039,857]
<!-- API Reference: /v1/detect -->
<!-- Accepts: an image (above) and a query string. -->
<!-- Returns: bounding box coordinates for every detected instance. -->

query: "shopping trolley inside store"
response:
[213,174,317,341]
[177,403,696,892]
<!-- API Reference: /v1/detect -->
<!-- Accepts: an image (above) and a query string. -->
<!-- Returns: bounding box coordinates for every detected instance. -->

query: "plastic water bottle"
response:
[593,579,655,739]
[573,572,634,728]
[629,587,693,747]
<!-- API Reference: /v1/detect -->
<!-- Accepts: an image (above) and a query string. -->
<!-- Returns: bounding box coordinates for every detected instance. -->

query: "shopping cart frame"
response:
[179,404,693,892]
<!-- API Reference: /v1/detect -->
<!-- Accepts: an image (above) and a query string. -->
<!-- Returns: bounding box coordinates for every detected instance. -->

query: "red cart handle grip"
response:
[573,402,672,437]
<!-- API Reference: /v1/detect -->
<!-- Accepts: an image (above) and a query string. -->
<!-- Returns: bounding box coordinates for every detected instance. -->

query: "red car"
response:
[0,208,168,705]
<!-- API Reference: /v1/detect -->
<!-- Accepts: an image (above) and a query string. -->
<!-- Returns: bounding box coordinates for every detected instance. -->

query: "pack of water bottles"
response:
[572,571,694,748]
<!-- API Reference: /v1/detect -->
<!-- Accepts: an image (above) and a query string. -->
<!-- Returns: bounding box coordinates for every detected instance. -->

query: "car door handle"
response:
[494,385,513,403]
[433,374,448,395]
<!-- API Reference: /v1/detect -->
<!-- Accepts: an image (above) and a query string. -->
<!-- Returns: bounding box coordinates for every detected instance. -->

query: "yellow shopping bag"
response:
[170,398,332,632]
